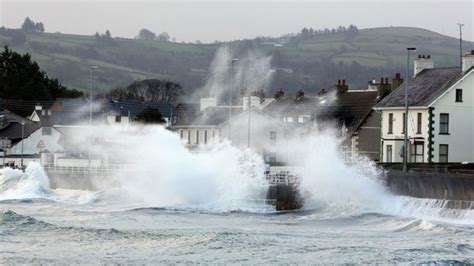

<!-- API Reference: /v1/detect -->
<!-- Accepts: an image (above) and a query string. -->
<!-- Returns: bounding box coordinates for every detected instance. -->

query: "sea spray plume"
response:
[80,125,268,210]
[234,50,273,94]
[198,45,273,101]
[281,126,391,213]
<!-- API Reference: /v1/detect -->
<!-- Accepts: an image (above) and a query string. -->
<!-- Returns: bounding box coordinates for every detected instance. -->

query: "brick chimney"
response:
[462,50,474,72]
[414,54,434,76]
[274,88,285,100]
[317,88,327,97]
[295,89,305,101]
[336,79,348,95]
[377,77,392,99]
[392,73,403,90]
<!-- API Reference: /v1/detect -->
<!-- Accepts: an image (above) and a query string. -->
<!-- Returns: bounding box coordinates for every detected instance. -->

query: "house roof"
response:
[103,100,176,118]
[50,97,89,111]
[0,110,40,141]
[375,67,462,108]
[263,96,318,117]
[174,106,243,126]
[317,90,379,132]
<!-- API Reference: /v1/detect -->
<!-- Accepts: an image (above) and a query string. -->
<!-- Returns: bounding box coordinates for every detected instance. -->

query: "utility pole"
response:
[21,121,25,169]
[228,58,238,142]
[457,23,464,67]
[89,66,98,172]
[247,95,251,148]
[403,47,416,172]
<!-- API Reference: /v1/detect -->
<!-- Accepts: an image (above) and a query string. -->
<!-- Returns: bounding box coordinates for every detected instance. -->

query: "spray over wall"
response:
[197,45,273,101]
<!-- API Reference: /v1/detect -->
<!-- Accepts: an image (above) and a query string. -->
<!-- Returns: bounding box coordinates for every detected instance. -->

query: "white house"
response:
[374,51,474,163]
[171,96,286,164]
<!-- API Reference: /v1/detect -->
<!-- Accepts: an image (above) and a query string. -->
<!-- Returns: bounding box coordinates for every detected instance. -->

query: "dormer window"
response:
[455,89,463,102]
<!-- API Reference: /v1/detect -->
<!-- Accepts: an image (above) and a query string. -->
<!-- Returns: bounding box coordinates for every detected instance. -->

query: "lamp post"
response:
[21,121,25,169]
[89,66,98,172]
[403,47,416,172]
[228,58,238,142]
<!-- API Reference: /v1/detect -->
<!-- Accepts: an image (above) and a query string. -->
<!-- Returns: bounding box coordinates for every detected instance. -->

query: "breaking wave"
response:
[0,162,97,204]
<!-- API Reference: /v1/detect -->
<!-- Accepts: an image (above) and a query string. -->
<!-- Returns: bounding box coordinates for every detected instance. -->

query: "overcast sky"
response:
[1,0,472,43]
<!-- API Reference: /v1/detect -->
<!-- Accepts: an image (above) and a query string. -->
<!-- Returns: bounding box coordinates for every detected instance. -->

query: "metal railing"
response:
[265,171,299,186]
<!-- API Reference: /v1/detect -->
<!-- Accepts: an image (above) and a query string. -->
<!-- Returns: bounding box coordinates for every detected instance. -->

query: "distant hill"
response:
[1,26,471,98]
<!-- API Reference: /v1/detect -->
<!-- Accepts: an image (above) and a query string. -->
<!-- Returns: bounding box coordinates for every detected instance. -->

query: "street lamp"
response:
[228,58,238,142]
[21,121,25,168]
[89,65,98,172]
[403,47,416,172]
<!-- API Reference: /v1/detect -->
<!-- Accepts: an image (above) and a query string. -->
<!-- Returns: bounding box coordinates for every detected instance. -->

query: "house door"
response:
[410,141,424,163]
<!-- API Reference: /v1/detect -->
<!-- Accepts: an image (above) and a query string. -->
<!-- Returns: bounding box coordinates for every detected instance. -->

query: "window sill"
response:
[439,133,450,135]
[455,101,463,103]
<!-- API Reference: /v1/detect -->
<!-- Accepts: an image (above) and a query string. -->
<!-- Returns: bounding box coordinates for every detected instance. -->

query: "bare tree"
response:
[107,79,182,104]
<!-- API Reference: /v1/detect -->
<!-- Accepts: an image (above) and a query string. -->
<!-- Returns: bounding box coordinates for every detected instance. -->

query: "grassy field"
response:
[1,26,471,94]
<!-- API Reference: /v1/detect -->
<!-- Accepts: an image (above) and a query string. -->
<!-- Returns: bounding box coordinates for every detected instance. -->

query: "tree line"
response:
[299,25,359,40]
[0,46,83,116]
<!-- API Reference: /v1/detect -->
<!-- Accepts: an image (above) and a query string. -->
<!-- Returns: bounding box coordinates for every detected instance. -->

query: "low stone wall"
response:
[46,170,116,190]
[266,184,303,211]
[384,170,474,201]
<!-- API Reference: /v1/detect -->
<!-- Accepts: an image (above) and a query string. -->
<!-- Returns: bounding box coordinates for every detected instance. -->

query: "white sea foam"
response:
[0,162,96,204]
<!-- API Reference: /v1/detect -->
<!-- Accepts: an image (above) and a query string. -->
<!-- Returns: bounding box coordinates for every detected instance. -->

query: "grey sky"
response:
[1,0,472,43]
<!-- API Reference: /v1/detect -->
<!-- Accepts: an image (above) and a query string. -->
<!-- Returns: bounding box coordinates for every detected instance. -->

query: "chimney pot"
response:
[395,73,401,79]
[338,79,341,85]
[380,77,384,84]
[342,79,346,86]
[427,55,431,58]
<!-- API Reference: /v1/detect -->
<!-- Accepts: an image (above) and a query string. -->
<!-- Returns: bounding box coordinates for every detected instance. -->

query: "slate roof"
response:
[174,106,243,127]
[263,96,318,117]
[317,90,379,132]
[103,100,176,118]
[50,98,89,111]
[0,111,40,141]
[375,67,462,108]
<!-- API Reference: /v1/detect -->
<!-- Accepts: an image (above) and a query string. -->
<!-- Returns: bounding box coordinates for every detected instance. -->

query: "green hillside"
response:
[0,26,471,96]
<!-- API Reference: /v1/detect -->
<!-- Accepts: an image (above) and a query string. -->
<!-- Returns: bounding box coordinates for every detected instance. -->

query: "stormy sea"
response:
[1,127,473,264]
[1,163,473,264]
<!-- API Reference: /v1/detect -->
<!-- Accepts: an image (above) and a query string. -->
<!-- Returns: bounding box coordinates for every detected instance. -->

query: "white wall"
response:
[9,127,63,155]
[380,108,429,163]
[176,127,220,146]
[431,71,474,162]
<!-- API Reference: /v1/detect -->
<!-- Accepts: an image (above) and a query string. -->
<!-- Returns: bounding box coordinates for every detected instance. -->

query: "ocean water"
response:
[1,163,474,264]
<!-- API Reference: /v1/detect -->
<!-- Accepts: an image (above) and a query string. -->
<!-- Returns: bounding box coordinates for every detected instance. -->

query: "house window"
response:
[386,145,393,162]
[270,131,277,145]
[455,89,463,102]
[212,130,215,139]
[42,127,52,136]
[204,130,208,144]
[439,144,448,163]
[196,130,200,144]
[287,117,293,123]
[439,113,449,134]
[417,113,422,134]
[115,115,121,123]
[410,142,424,163]
[187,130,191,144]
[180,130,183,139]
[402,113,406,134]
[388,113,393,134]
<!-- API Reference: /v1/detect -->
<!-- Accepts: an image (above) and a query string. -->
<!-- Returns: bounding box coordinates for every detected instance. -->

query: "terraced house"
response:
[374,51,474,163]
